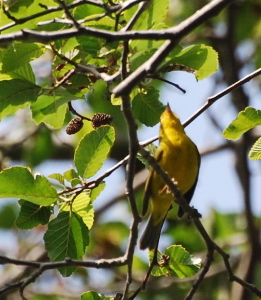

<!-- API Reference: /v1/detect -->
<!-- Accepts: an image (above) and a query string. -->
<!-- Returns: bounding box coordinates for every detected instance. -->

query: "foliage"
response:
[0,0,261,300]
[223,107,261,159]
[150,245,201,278]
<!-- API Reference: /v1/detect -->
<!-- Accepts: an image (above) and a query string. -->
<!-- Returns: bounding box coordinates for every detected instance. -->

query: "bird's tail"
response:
[140,217,165,250]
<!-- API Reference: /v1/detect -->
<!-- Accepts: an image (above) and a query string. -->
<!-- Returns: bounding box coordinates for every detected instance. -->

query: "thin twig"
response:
[50,44,104,79]
[185,218,216,299]
[0,256,128,296]
[113,0,236,96]
[0,0,114,32]
[57,0,81,29]
[0,1,236,45]
[183,68,261,127]
[2,4,19,22]
[53,68,76,89]
[141,68,261,147]
[120,41,141,298]
[117,0,148,15]
[121,0,151,32]
[68,102,91,121]
[215,245,261,297]
[129,250,158,300]
[37,13,108,26]
[147,75,186,94]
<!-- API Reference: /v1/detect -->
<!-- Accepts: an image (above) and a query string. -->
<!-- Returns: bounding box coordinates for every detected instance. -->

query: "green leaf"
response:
[82,15,115,30]
[71,178,83,187]
[0,1,62,31]
[63,169,80,182]
[49,169,82,187]
[56,37,80,54]
[12,64,36,82]
[81,291,112,300]
[62,193,94,229]
[151,245,201,278]
[1,43,45,73]
[76,36,103,58]
[49,173,65,186]
[0,204,18,228]
[31,89,74,128]
[0,79,40,119]
[74,126,115,178]
[131,24,166,52]
[161,45,219,80]
[0,43,41,83]
[223,107,261,140]
[130,49,157,71]
[90,182,106,202]
[73,194,94,229]
[129,0,169,51]
[74,5,104,20]
[132,0,168,31]
[0,166,58,206]
[132,87,165,126]
[44,211,89,277]
[0,64,35,82]
[63,169,78,181]
[16,200,51,229]
[111,94,122,106]
[65,73,91,97]
[249,137,261,160]
[130,0,168,51]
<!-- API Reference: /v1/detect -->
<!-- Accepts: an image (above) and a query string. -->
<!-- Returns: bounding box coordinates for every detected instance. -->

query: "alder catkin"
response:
[91,113,113,129]
[66,118,84,135]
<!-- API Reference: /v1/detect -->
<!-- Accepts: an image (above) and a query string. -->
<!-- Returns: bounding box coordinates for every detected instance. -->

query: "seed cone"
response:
[66,118,84,135]
[92,113,113,129]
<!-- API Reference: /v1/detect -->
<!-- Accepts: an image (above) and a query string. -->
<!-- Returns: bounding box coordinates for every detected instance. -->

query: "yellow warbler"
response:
[140,105,200,250]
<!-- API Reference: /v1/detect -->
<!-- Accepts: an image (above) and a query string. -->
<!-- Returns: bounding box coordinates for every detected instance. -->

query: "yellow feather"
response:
[140,105,200,250]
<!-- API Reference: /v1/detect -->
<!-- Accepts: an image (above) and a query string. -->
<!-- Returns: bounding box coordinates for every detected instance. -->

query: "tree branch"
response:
[120,40,141,298]
[0,0,114,32]
[0,255,128,297]
[183,68,261,127]
[140,68,261,148]
[113,0,236,96]
[0,0,236,44]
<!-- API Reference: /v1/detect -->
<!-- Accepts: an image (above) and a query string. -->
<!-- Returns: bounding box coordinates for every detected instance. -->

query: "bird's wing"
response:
[142,169,153,216]
[178,146,201,217]
[142,148,163,216]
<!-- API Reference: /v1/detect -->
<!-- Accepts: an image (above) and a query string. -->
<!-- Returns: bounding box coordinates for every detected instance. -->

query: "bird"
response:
[140,104,200,250]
